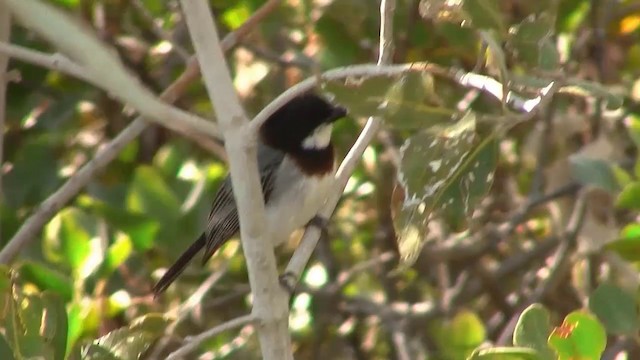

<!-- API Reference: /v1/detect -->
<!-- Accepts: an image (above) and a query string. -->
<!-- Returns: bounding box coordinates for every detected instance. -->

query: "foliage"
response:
[2,0,640,358]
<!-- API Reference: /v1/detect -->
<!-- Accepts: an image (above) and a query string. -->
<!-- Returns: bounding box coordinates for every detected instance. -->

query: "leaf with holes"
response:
[82,314,168,360]
[322,72,455,129]
[393,112,498,265]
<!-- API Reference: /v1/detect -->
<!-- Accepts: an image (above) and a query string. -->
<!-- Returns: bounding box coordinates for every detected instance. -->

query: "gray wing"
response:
[201,145,284,263]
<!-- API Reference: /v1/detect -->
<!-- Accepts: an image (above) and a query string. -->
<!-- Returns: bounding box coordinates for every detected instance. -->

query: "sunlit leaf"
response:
[18,262,73,302]
[616,182,640,210]
[44,207,101,279]
[41,292,69,360]
[548,311,606,360]
[434,309,486,359]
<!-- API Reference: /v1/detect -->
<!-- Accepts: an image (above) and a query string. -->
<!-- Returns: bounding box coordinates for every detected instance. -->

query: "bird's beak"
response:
[329,106,348,122]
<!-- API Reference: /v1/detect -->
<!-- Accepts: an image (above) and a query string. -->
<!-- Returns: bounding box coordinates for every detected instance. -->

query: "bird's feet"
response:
[279,271,298,295]
[307,215,329,242]
[278,216,330,306]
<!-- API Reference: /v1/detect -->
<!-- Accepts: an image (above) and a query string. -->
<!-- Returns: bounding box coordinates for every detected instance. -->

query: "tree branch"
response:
[165,314,255,360]
[3,0,219,137]
[180,0,291,359]
[0,4,11,246]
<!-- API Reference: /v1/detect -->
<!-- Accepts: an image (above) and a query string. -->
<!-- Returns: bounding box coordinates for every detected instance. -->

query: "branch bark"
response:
[0,3,11,246]
[180,0,291,359]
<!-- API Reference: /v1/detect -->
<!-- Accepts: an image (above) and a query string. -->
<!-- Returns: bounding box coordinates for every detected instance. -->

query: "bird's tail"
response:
[153,233,206,298]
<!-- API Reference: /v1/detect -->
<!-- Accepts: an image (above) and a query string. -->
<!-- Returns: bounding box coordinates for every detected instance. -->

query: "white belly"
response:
[265,158,335,246]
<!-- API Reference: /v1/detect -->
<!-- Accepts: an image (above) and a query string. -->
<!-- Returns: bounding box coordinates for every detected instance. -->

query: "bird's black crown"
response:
[259,92,347,153]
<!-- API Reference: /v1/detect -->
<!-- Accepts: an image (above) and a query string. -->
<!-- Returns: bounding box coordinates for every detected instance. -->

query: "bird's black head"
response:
[259,92,347,154]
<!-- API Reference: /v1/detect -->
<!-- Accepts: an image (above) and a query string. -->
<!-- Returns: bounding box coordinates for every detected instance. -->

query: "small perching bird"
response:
[153,92,347,296]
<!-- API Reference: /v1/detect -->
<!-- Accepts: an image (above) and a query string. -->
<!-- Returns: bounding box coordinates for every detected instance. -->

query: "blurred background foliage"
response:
[2,0,640,359]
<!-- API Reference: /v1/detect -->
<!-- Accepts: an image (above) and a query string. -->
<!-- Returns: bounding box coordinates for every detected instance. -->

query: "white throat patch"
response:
[302,123,333,150]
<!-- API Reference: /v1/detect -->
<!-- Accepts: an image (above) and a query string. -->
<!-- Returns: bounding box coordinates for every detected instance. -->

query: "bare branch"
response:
[0,41,91,82]
[165,314,256,360]
[3,0,219,138]
[0,4,11,245]
[180,0,291,359]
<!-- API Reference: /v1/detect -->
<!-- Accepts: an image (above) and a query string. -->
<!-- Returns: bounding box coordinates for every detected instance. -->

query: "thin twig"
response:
[165,314,255,360]
[282,0,397,290]
[495,190,588,345]
[0,42,91,82]
[148,262,231,359]
[130,0,191,60]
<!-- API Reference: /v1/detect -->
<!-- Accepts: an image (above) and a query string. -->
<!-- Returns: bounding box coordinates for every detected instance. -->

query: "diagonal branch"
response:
[283,0,397,289]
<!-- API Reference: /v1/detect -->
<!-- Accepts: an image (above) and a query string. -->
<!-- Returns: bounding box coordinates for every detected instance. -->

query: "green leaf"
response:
[79,196,160,251]
[605,236,640,262]
[3,135,62,208]
[44,207,101,279]
[0,335,15,360]
[462,0,505,34]
[393,113,498,265]
[104,233,133,274]
[18,262,73,302]
[129,313,170,333]
[3,287,58,359]
[588,283,639,335]
[126,166,181,225]
[616,182,640,210]
[548,311,607,360]
[434,310,487,360]
[569,156,620,192]
[82,314,168,360]
[624,114,640,149]
[382,72,456,129]
[480,30,509,105]
[322,72,455,129]
[513,304,555,360]
[538,39,560,71]
[467,346,539,360]
[509,14,558,70]
[41,292,69,360]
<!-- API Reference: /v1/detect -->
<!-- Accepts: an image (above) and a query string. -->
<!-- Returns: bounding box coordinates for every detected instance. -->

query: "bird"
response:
[152,92,347,297]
